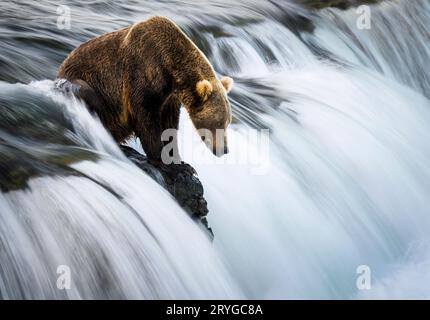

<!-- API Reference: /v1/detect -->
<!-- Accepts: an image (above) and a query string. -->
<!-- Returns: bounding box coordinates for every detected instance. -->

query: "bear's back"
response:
[59,28,127,99]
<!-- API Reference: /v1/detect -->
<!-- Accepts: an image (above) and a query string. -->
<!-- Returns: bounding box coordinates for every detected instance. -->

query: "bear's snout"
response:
[198,128,229,157]
[212,148,226,157]
[212,143,229,157]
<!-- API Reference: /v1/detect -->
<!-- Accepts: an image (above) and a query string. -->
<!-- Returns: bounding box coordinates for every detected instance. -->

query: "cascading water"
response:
[1,0,429,299]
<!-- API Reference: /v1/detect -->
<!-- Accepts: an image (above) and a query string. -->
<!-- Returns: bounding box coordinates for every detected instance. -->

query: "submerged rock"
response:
[120,145,212,237]
[299,0,380,10]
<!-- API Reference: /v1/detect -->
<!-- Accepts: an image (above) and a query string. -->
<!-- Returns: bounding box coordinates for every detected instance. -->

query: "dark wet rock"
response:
[120,145,212,237]
[0,143,97,192]
[299,0,381,10]
[0,82,98,192]
[280,0,381,34]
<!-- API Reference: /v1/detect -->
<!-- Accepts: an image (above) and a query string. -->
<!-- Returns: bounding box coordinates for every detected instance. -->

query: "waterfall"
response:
[0,81,240,299]
[0,0,429,299]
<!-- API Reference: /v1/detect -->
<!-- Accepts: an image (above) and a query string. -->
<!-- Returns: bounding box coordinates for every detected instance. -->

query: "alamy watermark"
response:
[159,127,271,175]
[56,265,71,290]
[56,5,71,30]
[356,5,371,30]
[356,264,371,290]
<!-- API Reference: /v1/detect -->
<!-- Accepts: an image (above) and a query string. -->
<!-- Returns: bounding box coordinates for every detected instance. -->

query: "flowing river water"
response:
[0,0,430,299]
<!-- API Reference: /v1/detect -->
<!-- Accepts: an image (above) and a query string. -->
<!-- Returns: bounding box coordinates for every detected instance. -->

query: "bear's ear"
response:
[220,76,234,93]
[196,79,213,101]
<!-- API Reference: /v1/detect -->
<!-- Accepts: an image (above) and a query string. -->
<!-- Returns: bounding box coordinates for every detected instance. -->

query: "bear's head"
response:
[184,76,234,157]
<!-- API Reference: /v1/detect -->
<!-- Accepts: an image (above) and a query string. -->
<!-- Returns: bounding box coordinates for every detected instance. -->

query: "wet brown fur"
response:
[58,16,232,160]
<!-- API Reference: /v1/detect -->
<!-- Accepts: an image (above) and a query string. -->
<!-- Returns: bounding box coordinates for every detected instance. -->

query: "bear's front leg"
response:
[134,102,196,176]
[160,95,181,164]
[160,97,196,175]
[134,109,164,162]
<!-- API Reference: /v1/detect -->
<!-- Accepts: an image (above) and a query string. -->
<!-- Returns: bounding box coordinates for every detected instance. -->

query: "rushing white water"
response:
[0,81,241,299]
[1,0,430,299]
[183,0,430,299]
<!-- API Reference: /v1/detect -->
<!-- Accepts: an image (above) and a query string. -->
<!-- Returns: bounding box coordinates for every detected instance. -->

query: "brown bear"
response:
[58,16,233,164]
